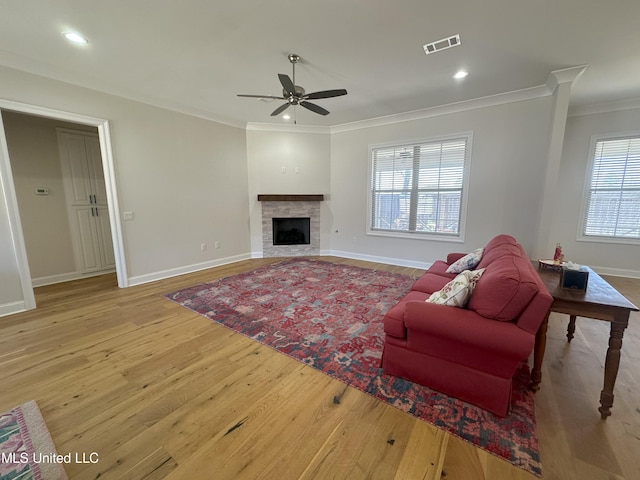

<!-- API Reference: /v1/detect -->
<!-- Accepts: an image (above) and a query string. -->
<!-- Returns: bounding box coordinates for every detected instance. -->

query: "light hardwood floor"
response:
[1,257,638,479]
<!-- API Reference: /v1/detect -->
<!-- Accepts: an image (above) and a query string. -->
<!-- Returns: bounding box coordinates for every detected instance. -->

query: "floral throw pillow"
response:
[446,247,484,273]
[427,268,485,308]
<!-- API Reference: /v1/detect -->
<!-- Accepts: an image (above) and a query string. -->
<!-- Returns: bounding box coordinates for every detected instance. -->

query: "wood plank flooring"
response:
[1,257,638,479]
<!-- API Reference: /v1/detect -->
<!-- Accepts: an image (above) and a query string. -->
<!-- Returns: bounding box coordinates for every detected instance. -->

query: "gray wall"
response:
[2,63,639,316]
[2,111,96,282]
[329,97,554,265]
[551,107,640,275]
[0,65,250,311]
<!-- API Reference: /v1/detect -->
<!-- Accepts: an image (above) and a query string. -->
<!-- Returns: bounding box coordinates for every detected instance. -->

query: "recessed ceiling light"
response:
[453,70,469,79]
[63,31,89,45]
[282,114,291,120]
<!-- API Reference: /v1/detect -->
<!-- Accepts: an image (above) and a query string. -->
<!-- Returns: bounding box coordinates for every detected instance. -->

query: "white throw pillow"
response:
[427,269,485,308]
[446,247,484,274]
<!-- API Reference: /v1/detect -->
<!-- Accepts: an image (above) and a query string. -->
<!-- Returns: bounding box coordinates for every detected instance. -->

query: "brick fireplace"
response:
[258,195,323,257]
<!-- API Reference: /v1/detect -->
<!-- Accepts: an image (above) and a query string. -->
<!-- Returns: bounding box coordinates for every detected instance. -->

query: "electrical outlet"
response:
[214,241,221,249]
[201,243,207,252]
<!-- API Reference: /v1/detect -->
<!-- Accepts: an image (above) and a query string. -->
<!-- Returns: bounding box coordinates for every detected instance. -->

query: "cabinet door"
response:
[70,206,102,273]
[95,207,116,270]
[85,136,108,205]
[58,131,93,206]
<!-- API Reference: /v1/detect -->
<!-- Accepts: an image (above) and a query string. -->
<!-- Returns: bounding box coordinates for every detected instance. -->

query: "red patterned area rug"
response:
[0,400,68,480]
[165,258,541,476]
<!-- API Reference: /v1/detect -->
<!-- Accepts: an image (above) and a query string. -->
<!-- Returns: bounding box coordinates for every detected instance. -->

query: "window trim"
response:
[366,132,472,242]
[577,131,640,245]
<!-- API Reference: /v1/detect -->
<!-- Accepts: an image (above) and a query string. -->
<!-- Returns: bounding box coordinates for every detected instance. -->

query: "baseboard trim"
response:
[128,253,253,286]
[326,250,431,270]
[0,300,27,318]
[31,270,116,287]
[128,251,640,287]
[589,265,640,279]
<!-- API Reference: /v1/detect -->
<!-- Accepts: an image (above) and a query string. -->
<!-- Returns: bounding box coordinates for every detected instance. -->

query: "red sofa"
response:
[381,234,553,416]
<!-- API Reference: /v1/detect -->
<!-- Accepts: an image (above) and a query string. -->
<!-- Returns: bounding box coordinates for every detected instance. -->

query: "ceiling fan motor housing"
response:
[284,86,306,103]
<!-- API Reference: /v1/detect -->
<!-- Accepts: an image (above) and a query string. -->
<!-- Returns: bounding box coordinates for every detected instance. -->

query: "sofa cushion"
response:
[427,269,485,307]
[446,248,484,273]
[411,272,452,294]
[425,260,458,279]
[467,256,538,321]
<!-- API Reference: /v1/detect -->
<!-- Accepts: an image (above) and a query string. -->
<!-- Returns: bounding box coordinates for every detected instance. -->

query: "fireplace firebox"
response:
[272,217,311,245]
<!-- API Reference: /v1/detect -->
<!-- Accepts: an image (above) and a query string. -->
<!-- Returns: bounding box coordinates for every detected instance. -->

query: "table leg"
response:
[531,312,549,392]
[598,317,629,419]
[566,315,576,342]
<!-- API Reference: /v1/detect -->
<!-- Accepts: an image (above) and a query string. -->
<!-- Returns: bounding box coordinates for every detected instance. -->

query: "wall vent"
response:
[423,34,461,55]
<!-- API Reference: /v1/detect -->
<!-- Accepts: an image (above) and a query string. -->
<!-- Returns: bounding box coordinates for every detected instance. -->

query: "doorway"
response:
[0,99,127,313]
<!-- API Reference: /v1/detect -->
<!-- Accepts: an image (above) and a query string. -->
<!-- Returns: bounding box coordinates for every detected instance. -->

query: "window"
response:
[580,134,640,241]
[369,134,471,239]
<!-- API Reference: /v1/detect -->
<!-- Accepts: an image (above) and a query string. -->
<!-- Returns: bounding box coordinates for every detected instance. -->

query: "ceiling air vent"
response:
[423,34,461,55]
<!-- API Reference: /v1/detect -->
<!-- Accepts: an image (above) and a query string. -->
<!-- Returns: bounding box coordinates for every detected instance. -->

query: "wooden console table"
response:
[531,264,638,418]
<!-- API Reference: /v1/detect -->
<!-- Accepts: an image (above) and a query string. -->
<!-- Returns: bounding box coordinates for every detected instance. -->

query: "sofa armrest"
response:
[446,252,466,264]
[516,290,554,334]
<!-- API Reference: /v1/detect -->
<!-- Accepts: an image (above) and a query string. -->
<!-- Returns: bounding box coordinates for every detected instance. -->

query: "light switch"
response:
[123,211,134,221]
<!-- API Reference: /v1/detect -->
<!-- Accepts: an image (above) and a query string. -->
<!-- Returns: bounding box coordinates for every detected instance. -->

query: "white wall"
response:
[329,97,554,266]
[551,107,640,276]
[246,128,331,255]
[0,65,250,310]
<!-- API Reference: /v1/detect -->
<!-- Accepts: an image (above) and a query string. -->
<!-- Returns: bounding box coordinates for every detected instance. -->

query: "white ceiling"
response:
[1,0,640,127]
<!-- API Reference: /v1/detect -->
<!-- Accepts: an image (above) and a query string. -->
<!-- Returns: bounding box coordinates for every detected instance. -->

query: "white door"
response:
[71,206,102,273]
[58,129,115,275]
[58,131,93,206]
[95,206,116,270]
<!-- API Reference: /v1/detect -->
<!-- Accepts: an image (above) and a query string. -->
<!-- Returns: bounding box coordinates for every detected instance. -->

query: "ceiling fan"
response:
[237,54,347,117]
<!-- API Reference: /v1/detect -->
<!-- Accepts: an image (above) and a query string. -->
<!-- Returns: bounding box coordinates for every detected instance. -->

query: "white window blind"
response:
[583,135,640,239]
[370,136,469,237]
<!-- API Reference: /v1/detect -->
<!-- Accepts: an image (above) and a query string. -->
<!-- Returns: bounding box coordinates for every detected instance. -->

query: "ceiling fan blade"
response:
[304,89,348,100]
[278,74,295,95]
[270,102,291,116]
[237,94,285,99]
[300,101,329,116]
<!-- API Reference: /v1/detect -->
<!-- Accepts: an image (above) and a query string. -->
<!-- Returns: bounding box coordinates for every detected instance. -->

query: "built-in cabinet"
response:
[57,129,115,274]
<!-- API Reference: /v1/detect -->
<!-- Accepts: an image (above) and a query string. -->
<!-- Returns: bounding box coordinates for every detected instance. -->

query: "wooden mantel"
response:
[257,194,324,202]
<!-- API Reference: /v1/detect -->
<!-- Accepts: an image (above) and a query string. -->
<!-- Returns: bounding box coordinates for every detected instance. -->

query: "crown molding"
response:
[330,85,551,134]
[568,97,640,117]
[245,122,331,134]
[546,65,588,93]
